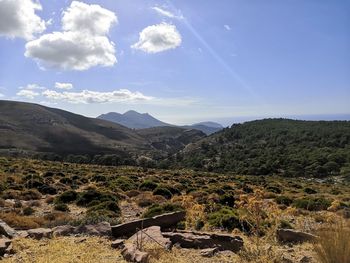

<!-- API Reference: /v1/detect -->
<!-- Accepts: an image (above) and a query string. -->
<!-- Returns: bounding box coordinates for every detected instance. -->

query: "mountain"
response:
[98,111,223,135]
[0,100,207,162]
[176,118,350,177]
[98,110,170,129]
[0,100,150,157]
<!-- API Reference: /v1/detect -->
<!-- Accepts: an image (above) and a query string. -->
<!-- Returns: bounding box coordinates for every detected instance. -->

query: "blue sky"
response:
[0,0,349,125]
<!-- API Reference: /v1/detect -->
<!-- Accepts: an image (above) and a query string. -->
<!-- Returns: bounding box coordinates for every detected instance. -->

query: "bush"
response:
[304,187,317,194]
[87,201,121,217]
[139,180,158,191]
[56,190,78,203]
[208,207,246,231]
[143,203,183,218]
[293,197,332,211]
[275,195,293,206]
[54,203,69,212]
[219,193,235,207]
[111,176,138,192]
[22,207,35,216]
[153,187,173,199]
[76,190,117,207]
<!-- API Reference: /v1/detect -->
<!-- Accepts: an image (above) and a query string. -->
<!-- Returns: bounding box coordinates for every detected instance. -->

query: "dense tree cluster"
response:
[177,119,350,177]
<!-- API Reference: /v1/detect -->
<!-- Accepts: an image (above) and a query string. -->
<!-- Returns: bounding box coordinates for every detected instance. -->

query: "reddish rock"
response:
[129,226,172,250]
[0,220,16,238]
[27,228,53,239]
[121,243,149,263]
[0,238,11,257]
[111,239,125,249]
[276,229,317,244]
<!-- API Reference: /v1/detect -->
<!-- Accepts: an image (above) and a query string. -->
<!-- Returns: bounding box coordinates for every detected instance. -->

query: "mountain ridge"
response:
[98,111,223,135]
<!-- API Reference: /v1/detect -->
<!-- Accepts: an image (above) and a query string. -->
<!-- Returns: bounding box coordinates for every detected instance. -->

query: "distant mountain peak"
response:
[98,110,224,135]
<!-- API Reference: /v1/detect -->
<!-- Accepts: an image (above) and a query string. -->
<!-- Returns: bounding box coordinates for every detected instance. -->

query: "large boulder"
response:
[0,238,12,257]
[276,229,317,244]
[162,231,243,252]
[52,225,76,237]
[128,226,172,250]
[0,220,17,238]
[111,211,185,238]
[121,243,149,263]
[27,228,53,240]
[75,222,111,236]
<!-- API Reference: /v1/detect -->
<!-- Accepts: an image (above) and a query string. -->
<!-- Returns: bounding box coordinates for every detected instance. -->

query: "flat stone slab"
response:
[0,220,17,238]
[162,230,243,252]
[276,229,317,244]
[27,228,53,240]
[111,211,186,238]
[129,226,172,250]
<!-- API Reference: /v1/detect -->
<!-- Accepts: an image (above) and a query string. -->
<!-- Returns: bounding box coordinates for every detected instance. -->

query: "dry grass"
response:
[313,220,350,263]
[0,212,46,229]
[2,237,125,263]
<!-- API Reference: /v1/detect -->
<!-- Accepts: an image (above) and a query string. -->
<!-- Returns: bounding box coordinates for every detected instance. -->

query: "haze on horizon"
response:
[0,0,349,126]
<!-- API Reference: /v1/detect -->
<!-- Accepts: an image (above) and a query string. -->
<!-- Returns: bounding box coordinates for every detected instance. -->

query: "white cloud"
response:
[25,1,117,71]
[42,89,153,104]
[19,83,45,90]
[0,0,46,40]
[224,24,231,31]
[62,1,117,36]
[55,82,73,90]
[0,93,4,98]
[16,89,40,99]
[131,23,182,53]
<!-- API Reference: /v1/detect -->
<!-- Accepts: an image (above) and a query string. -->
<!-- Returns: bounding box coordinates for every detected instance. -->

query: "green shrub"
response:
[143,203,184,218]
[111,176,138,192]
[56,190,78,203]
[139,180,158,191]
[87,201,121,217]
[153,187,173,199]
[304,187,317,194]
[54,203,69,212]
[22,207,35,215]
[208,207,243,231]
[219,193,235,207]
[293,197,332,211]
[279,220,293,229]
[275,195,293,206]
[76,190,117,207]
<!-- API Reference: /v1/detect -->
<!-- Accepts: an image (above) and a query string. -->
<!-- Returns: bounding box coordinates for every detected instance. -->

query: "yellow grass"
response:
[2,237,125,263]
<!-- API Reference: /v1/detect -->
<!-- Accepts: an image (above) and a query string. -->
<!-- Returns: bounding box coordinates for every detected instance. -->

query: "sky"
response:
[0,0,349,126]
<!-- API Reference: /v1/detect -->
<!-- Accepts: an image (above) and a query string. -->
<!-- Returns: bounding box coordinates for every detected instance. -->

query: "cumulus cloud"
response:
[0,0,46,40]
[224,24,231,31]
[25,1,117,71]
[62,1,117,35]
[131,23,182,53]
[16,89,40,99]
[55,82,73,90]
[42,89,153,104]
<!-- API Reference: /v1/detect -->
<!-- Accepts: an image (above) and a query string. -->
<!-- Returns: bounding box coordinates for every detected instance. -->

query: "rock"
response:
[200,247,219,257]
[0,238,11,257]
[299,255,312,263]
[129,226,172,250]
[111,239,125,249]
[16,231,29,238]
[27,228,53,240]
[0,220,17,238]
[75,222,111,236]
[281,254,294,263]
[162,231,243,252]
[52,225,76,237]
[111,211,186,238]
[276,229,317,244]
[121,243,149,263]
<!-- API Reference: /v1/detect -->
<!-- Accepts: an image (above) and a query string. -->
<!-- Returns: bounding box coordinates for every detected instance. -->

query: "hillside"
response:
[136,126,206,155]
[98,110,223,135]
[177,118,350,177]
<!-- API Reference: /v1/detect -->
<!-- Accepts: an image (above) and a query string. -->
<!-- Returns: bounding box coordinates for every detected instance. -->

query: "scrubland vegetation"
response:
[0,157,349,262]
